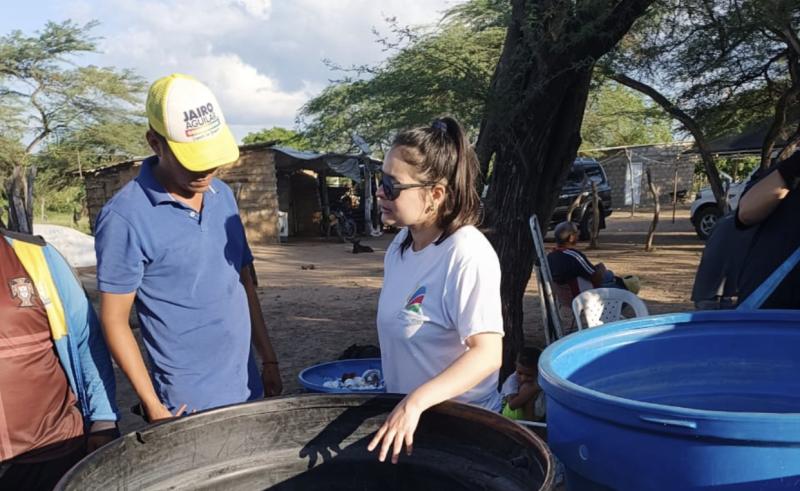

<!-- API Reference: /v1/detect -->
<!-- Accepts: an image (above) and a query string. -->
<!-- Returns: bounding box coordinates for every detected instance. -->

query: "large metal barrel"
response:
[58,394,554,490]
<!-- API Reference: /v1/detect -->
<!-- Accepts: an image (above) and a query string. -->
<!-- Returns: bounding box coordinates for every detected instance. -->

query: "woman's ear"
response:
[431,182,447,208]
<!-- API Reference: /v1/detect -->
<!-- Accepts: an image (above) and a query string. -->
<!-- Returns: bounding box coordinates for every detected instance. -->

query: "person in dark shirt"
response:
[691,167,768,310]
[547,221,637,300]
[736,151,800,308]
[0,230,119,490]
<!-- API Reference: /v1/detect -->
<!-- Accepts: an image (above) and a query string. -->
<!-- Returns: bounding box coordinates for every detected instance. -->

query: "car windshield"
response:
[567,165,605,186]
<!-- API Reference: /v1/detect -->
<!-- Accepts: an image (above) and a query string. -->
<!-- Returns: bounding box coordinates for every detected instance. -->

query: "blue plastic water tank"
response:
[539,310,800,490]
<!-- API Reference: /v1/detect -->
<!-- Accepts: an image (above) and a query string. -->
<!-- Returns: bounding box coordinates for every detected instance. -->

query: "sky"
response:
[1,0,456,142]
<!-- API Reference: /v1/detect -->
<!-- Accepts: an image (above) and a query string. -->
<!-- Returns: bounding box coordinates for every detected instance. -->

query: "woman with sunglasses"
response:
[367,117,503,464]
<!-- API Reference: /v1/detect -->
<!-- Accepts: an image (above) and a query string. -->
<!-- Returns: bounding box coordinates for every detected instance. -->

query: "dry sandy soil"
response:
[79,206,705,433]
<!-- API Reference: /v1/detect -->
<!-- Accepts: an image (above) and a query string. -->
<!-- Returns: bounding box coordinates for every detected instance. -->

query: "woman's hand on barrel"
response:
[367,394,423,464]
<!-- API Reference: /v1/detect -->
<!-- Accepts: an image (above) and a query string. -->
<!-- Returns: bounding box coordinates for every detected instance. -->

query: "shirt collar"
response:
[136,156,174,206]
[136,156,218,207]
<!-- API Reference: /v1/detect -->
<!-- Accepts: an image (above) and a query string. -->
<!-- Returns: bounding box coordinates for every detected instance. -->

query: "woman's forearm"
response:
[408,334,502,410]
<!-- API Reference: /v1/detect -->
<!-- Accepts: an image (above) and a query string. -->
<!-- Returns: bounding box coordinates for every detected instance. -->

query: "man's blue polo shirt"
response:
[95,156,263,412]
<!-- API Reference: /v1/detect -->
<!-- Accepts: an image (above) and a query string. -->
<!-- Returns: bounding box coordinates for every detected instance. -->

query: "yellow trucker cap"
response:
[146,73,240,172]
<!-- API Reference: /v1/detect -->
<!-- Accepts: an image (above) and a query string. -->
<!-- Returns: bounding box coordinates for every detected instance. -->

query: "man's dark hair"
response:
[516,346,542,368]
[554,221,579,246]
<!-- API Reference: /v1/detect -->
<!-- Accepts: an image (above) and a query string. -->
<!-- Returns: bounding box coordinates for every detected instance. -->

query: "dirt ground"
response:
[80,206,705,434]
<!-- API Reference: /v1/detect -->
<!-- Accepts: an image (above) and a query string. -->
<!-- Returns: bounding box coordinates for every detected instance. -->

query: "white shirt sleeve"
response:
[444,254,505,344]
[500,372,519,398]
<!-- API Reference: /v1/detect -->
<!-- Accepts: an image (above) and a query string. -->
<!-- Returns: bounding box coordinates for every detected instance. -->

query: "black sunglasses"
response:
[380,174,432,201]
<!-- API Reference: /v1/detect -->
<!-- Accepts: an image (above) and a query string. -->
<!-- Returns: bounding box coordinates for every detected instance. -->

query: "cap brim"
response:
[167,125,240,172]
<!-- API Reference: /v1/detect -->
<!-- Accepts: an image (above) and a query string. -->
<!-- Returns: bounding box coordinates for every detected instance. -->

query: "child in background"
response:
[500,347,545,421]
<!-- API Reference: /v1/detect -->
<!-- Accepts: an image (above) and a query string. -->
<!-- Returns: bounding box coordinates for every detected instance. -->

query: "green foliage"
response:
[299,11,506,152]
[607,0,800,143]
[242,127,313,150]
[0,20,147,155]
[697,155,760,182]
[442,0,511,30]
[0,20,148,228]
[300,0,674,155]
[581,81,673,150]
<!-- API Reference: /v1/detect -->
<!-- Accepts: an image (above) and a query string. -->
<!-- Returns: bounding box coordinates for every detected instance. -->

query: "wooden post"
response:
[589,181,600,249]
[626,149,636,217]
[566,175,589,222]
[645,168,660,252]
[318,171,331,237]
[672,161,679,224]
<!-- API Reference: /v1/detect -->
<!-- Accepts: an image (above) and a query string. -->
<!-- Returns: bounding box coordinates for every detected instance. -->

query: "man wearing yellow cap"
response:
[95,74,282,422]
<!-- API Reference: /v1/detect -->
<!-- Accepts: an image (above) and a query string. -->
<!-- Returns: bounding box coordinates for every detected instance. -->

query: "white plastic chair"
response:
[572,288,649,329]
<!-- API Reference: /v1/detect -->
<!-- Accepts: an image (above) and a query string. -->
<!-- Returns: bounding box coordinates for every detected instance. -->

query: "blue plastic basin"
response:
[539,310,800,490]
[298,358,385,393]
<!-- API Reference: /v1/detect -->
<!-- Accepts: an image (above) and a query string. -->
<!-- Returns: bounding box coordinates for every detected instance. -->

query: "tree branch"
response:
[611,71,728,209]
[576,0,656,62]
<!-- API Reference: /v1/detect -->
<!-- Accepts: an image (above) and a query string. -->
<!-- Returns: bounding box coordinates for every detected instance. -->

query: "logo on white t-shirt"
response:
[403,285,426,315]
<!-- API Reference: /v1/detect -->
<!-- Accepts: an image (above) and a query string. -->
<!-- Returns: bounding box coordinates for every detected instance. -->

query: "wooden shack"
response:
[83,144,379,244]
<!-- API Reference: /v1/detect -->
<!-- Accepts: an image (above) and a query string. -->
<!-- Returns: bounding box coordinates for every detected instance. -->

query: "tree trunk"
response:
[5,165,36,234]
[645,168,659,252]
[762,50,799,168]
[589,181,600,249]
[477,0,654,378]
[777,122,800,161]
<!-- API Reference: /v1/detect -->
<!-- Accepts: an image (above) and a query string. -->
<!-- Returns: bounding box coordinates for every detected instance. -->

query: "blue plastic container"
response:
[539,310,800,491]
[298,358,385,393]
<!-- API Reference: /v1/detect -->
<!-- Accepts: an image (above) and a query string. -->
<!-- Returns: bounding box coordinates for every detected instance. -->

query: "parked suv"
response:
[549,158,613,240]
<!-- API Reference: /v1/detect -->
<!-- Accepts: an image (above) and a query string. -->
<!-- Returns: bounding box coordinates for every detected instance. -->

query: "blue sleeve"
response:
[243,231,254,266]
[95,207,145,293]
[220,183,253,266]
[45,246,119,422]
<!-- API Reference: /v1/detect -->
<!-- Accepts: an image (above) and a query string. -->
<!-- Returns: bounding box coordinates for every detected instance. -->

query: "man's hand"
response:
[145,402,187,423]
[262,363,283,397]
[85,424,120,453]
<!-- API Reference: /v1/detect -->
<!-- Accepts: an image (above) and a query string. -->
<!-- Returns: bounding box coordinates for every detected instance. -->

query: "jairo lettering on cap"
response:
[183,103,215,122]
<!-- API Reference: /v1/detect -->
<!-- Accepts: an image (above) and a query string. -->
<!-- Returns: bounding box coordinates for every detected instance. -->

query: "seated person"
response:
[500,347,545,421]
[547,221,639,301]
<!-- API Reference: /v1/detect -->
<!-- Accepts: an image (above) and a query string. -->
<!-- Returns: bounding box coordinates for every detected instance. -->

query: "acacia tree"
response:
[476,0,654,373]
[299,18,506,152]
[0,20,146,231]
[242,127,314,150]
[605,0,800,209]
[299,2,671,159]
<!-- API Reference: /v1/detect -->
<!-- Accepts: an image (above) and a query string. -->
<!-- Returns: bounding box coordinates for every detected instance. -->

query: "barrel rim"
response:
[58,393,555,490]
[539,310,800,441]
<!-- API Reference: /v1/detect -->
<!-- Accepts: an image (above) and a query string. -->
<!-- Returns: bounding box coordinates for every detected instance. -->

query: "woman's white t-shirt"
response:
[377,225,504,411]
